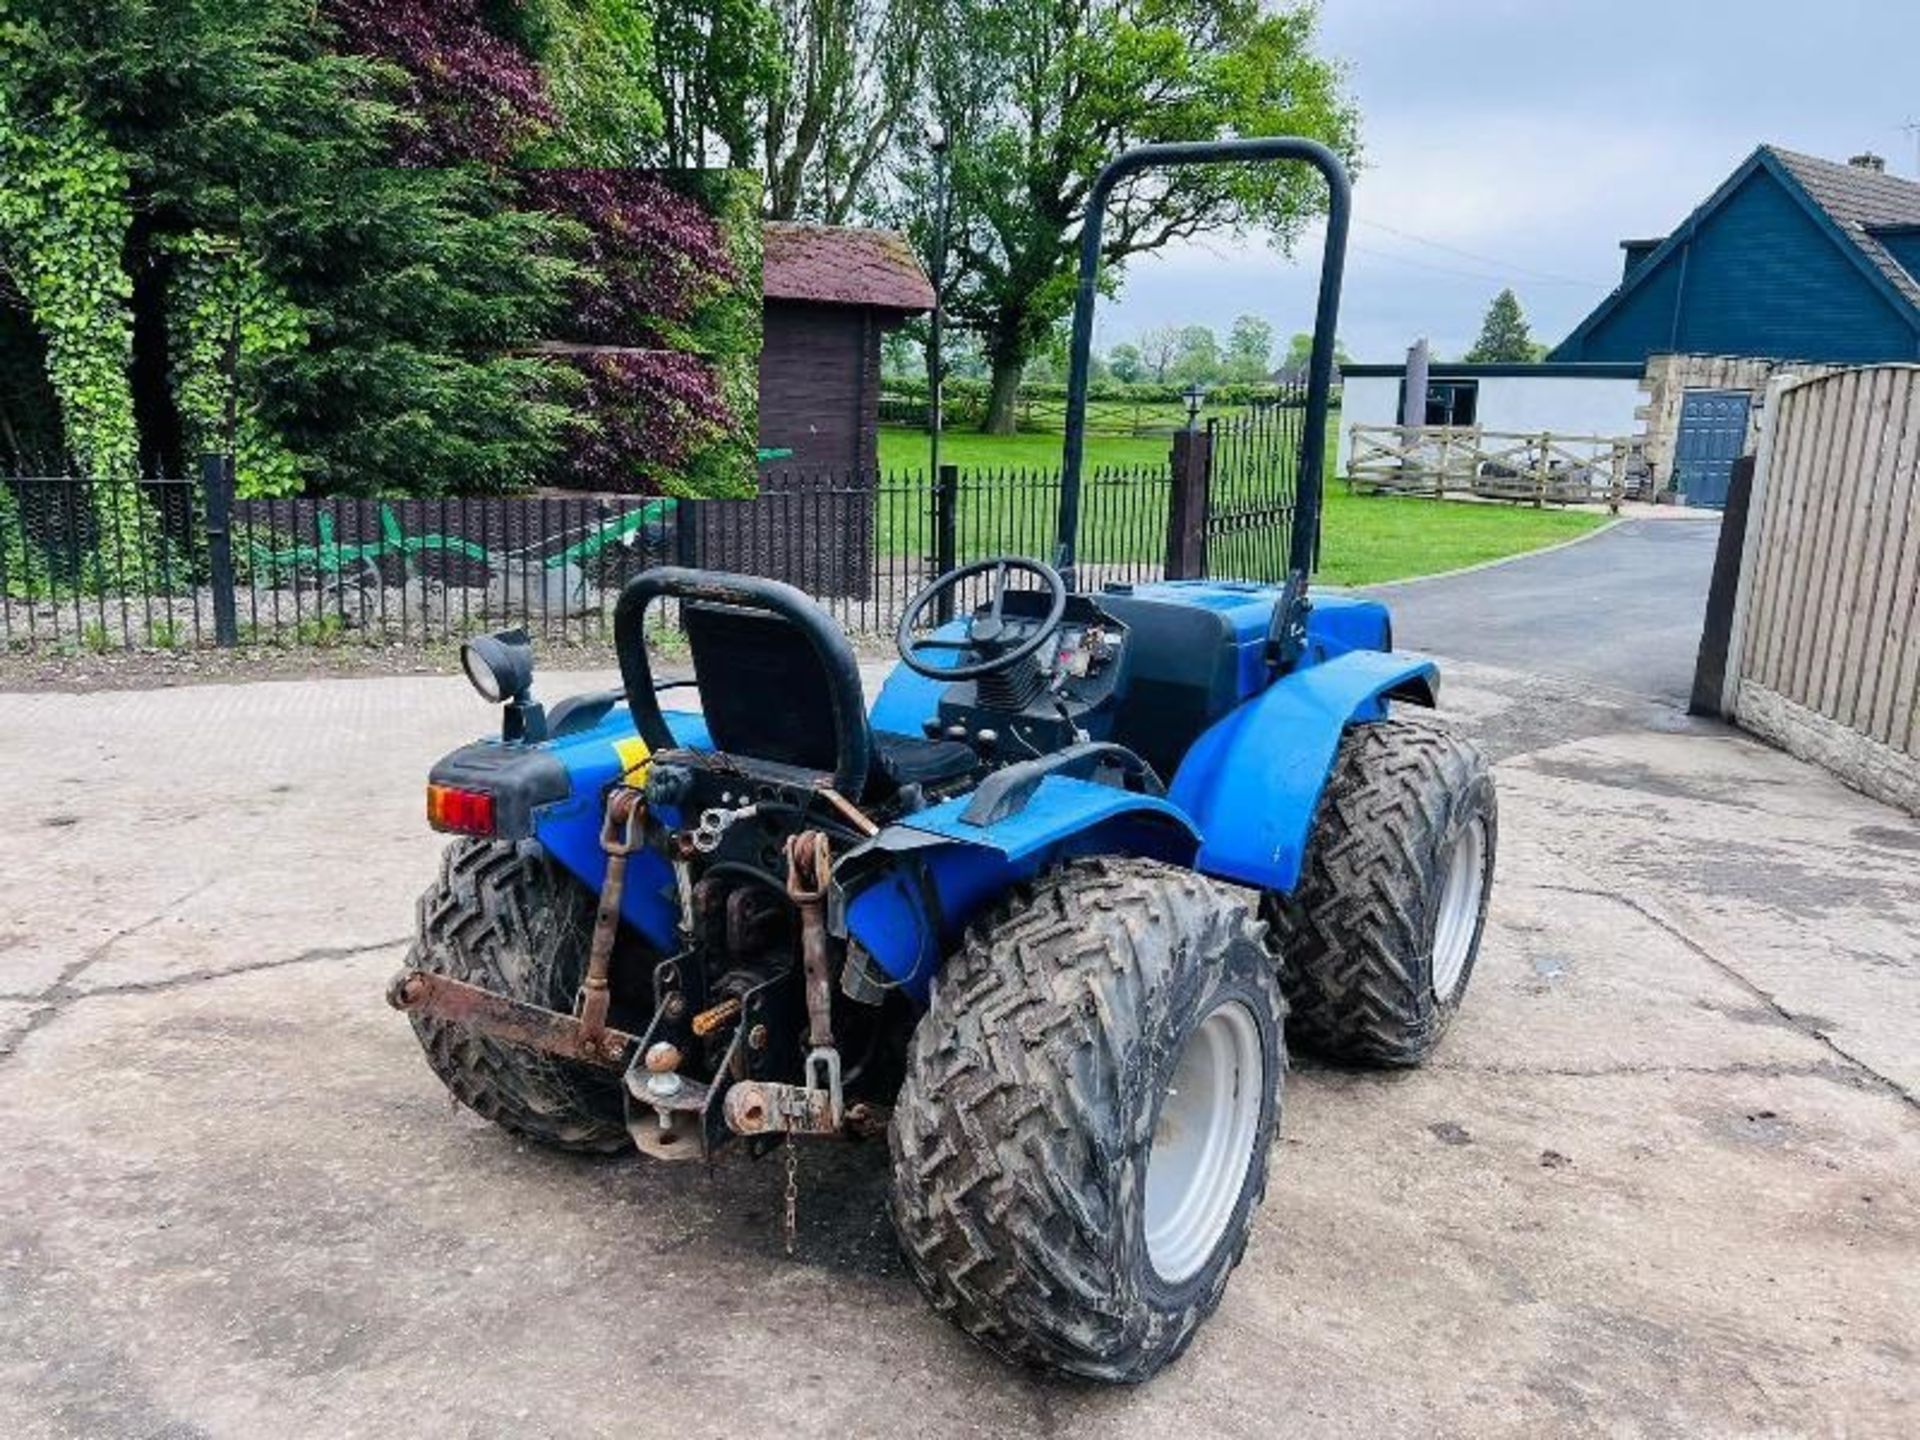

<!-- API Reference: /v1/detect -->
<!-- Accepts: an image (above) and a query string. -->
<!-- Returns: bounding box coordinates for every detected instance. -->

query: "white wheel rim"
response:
[1143,1000,1265,1285]
[1432,818,1487,1002]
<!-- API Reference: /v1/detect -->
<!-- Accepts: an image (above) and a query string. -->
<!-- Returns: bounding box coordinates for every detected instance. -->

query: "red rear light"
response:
[427,783,496,836]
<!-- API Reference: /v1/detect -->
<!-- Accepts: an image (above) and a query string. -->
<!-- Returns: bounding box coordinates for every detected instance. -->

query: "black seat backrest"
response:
[683,601,850,776]
[1100,594,1243,782]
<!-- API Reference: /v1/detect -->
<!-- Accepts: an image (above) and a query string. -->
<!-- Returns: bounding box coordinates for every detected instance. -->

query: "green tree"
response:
[761,0,934,221]
[1225,313,1274,381]
[1465,288,1536,363]
[880,328,919,380]
[1280,328,1351,374]
[1137,324,1181,383]
[516,0,665,165]
[1106,342,1145,385]
[643,0,930,221]
[1169,324,1221,386]
[1,0,579,495]
[922,1,1355,432]
[647,1,782,170]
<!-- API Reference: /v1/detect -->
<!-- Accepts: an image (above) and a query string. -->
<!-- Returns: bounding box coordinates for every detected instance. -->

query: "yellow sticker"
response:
[613,735,651,782]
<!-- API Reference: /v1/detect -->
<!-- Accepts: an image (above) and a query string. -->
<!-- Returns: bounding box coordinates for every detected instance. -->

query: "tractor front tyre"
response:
[405,839,627,1154]
[890,858,1284,1382]
[1270,714,1497,1067]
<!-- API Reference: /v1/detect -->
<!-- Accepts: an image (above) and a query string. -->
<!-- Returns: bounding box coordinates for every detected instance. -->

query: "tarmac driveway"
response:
[2,565,1916,1436]
[1368,515,1722,707]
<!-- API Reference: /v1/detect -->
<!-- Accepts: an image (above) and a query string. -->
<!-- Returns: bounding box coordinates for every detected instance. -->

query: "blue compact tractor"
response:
[390,139,1496,1381]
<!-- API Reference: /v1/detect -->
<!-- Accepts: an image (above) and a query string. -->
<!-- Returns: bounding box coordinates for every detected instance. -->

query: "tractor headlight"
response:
[460,628,534,705]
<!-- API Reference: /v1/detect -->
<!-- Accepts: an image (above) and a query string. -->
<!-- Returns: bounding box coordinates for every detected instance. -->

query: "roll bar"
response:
[1056,137,1352,588]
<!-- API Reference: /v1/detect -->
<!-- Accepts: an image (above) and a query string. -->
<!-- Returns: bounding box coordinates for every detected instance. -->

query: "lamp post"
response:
[926,123,951,480]
[1183,382,1207,432]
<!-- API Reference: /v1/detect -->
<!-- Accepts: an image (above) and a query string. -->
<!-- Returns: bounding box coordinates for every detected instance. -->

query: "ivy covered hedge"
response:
[0,0,757,504]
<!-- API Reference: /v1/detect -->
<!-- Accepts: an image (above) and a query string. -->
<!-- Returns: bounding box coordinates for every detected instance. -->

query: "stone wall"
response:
[1638,353,1840,493]
[1734,682,1920,816]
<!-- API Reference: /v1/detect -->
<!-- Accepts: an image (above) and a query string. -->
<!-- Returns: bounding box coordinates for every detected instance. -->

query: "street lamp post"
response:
[927,124,951,481]
[1183,382,1207,432]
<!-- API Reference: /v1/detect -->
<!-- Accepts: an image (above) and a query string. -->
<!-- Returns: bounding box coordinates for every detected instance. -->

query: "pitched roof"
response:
[1768,147,1920,309]
[762,223,934,312]
[1552,146,1920,359]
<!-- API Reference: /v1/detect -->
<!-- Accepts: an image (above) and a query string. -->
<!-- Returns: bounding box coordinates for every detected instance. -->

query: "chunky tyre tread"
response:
[1270,714,1495,1067]
[407,840,627,1153]
[890,857,1282,1382]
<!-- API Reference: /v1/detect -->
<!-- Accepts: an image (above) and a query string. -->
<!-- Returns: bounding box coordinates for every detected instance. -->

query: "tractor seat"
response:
[682,600,978,800]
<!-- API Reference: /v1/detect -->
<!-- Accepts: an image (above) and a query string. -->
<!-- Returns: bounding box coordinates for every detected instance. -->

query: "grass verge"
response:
[877,422,1607,586]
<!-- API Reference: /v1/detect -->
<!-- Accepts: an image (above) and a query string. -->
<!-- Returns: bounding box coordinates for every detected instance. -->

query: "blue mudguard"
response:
[523,705,711,956]
[840,777,1199,1001]
[1168,648,1437,894]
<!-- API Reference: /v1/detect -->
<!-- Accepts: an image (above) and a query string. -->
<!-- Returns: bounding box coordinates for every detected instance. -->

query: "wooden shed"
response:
[758,223,934,473]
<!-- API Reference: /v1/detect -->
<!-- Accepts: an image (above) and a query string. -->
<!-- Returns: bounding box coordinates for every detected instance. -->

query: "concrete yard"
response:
[2,539,1917,1435]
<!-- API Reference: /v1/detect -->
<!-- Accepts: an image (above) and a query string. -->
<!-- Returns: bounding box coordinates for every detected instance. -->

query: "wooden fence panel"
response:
[1724,365,1920,814]
[1877,406,1920,749]
[1841,376,1914,731]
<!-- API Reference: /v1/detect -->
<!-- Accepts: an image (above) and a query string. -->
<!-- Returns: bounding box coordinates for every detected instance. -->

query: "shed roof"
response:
[762,223,934,312]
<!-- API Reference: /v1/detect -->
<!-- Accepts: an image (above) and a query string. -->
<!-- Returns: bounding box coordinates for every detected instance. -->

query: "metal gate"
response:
[1672,388,1752,507]
[1203,391,1307,582]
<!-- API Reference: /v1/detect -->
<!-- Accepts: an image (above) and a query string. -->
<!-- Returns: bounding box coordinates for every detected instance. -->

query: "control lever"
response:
[1265,569,1311,672]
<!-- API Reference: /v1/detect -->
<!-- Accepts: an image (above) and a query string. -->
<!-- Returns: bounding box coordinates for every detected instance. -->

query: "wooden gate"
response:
[1720,365,1920,812]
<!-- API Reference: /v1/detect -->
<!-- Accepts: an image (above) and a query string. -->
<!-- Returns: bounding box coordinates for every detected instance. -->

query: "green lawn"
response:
[881,424,1174,473]
[877,421,1607,586]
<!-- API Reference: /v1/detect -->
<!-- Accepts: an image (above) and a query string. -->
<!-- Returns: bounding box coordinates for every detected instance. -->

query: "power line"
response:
[1346,238,1601,292]
[1900,119,1920,177]
[1355,217,1613,288]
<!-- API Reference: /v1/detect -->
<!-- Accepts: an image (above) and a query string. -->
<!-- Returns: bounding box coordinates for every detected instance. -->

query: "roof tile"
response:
[1767,147,1920,310]
[762,222,935,312]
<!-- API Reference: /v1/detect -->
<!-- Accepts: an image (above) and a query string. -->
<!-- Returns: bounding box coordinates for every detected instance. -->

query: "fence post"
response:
[1688,454,1757,718]
[933,464,959,622]
[1165,427,1213,579]
[201,452,239,647]
[673,497,700,568]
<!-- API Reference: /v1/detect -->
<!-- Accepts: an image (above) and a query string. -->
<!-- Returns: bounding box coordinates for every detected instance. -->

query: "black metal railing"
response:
[1204,388,1308,583]
[1,461,1174,653]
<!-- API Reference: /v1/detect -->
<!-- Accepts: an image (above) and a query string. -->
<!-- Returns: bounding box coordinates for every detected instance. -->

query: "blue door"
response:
[1672,389,1751,508]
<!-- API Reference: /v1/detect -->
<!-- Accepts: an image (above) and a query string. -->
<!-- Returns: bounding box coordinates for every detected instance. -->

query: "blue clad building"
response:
[1552,147,1920,365]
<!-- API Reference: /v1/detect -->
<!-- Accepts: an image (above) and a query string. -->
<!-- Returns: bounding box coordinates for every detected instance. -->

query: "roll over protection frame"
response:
[1056,137,1353,591]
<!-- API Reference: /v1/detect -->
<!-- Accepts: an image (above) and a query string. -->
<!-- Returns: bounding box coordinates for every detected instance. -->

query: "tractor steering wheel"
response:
[896,557,1069,681]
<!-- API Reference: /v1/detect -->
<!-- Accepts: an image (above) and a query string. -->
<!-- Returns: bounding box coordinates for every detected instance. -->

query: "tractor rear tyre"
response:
[406,839,627,1154]
[1270,714,1496,1067]
[890,858,1284,1382]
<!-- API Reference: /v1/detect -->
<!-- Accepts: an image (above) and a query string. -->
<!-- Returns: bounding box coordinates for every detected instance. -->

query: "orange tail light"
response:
[427,783,496,837]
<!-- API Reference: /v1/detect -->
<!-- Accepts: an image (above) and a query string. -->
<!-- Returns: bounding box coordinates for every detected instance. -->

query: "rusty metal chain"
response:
[783,1131,799,1256]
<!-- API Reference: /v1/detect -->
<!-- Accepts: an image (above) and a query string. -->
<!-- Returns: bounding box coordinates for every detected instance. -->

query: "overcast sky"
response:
[1097,0,1920,363]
